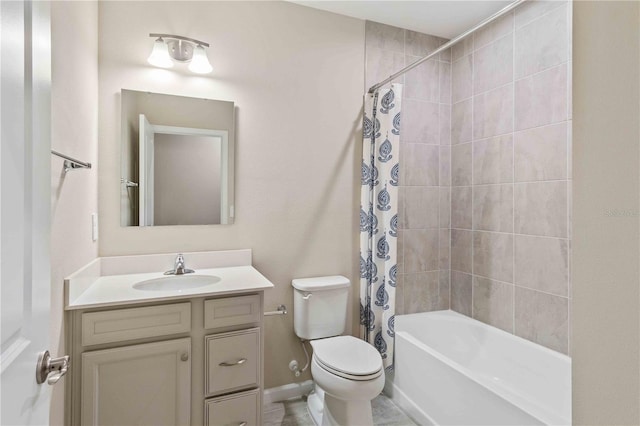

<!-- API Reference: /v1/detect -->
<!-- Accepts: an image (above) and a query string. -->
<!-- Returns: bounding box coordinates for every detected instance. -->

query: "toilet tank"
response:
[292,275,350,340]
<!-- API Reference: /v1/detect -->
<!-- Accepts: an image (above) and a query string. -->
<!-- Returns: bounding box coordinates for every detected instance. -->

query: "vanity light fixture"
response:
[147,33,213,74]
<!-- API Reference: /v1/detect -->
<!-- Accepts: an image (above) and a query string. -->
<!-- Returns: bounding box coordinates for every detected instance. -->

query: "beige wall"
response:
[572,1,640,424]
[448,1,572,355]
[50,1,99,424]
[98,1,364,388]
[364,22,452,315]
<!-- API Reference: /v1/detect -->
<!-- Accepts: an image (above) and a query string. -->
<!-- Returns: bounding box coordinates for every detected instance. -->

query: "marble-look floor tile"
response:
[279,394,416,426]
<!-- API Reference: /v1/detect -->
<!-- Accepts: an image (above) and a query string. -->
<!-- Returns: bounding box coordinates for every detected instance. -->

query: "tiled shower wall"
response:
[365,22,452,315]
[449,1,572,354]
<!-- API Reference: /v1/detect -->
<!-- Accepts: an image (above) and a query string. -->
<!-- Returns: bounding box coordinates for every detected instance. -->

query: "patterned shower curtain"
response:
[360,84,401,371]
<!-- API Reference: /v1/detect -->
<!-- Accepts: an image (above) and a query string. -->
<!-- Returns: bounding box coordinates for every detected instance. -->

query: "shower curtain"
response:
[360,84,401,371]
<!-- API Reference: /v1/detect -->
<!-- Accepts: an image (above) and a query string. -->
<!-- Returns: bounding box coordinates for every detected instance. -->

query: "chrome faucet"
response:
[164,253,195,275]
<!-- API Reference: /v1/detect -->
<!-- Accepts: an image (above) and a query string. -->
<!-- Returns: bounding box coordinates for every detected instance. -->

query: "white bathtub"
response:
[389,310,571,426]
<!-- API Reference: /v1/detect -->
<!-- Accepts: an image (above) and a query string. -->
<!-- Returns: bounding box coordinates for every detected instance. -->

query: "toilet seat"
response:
[310,336,383,381]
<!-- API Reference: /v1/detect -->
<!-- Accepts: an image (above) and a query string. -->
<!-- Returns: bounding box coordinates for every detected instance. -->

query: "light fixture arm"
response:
[149,33,209,48]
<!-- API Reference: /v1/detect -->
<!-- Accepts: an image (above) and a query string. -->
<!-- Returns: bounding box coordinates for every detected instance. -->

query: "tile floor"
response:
[264,393,417,426]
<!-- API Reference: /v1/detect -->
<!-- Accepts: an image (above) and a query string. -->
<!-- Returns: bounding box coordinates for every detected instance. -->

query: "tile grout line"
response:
[512,10,517,336]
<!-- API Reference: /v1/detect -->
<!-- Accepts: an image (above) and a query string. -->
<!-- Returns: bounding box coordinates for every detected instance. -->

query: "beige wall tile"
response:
[473,33,514,95]
[515,235,568,296]
[473,135,514,184]
[473,276,514,332]
[473,83,514,139]
[365,21,405,53]
[439,229,451,270]
[451,186,473,229]
[473,184,514,232]
[452,55,472,103]
[515,0,567,29]
[439,61,451,104]
[473,231,514,283]
[440,145,451,186]
[404,186,439,229]
[405,56,439,102]
[439,269,451,309]
[514,122,568,182]
[451,186,472,229]
[515,5,569,79]
[395,273,405,315]
[404,271,444,313]
[403,99,440,144]
[451,270,472,316]
[452,142,472,186]
[452,99,472,144]
[515,63,568,131]
[452,37,473,61]
[515,181,567,237]
[396,229,404,274]
[474,11,514,50]
[404,229,439,272]
[440,104,451,145]
[439,187,451,228]
[365,47,405,90]
[406,30,441,56]
[451,229,472,273]
[515,287,569,354]
[404,144,439,186]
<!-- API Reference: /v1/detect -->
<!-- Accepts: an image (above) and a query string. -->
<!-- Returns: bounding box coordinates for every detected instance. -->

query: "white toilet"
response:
[292,276,384,426]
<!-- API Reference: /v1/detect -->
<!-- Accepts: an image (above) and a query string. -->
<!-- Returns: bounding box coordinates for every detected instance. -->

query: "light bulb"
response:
[147,38,173,68]
[188,45,213,74]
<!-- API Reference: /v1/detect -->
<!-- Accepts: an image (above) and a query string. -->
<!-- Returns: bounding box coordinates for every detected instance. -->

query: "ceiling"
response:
[290,1,513,39]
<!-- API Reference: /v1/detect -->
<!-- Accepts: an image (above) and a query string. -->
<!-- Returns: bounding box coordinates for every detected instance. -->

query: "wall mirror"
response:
[120,89,235,226]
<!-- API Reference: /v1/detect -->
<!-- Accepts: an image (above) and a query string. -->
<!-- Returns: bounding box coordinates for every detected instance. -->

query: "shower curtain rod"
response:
[367,0,527,94]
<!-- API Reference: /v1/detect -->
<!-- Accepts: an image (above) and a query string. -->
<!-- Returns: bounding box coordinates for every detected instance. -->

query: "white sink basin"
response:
[133,275,221,292]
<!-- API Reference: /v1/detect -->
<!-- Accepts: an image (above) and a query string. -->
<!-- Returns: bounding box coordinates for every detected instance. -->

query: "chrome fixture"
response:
[120,178,138,188]
[264,304,288,316]
[164,253,195,275]
[147,33,213,74]
[51,150,91,173]
[36,350,70,385]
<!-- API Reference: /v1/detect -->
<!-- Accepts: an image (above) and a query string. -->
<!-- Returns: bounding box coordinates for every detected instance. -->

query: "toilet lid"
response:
[310,336,383,380]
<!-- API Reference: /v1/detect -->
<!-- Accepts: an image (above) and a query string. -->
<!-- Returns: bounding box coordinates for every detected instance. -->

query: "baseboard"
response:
[264,380,314,405]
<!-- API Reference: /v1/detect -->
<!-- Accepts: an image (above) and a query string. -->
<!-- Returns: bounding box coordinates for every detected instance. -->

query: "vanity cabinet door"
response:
[81,338,191,426]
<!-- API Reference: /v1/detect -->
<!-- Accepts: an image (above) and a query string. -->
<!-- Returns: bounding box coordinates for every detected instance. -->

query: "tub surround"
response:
[65,249,273,310]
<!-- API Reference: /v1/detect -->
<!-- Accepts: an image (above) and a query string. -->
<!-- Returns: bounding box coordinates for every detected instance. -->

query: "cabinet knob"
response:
[180,352,189,362]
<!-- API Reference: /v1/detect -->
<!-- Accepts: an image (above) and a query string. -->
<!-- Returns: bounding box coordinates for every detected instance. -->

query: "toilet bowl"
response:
[309,336,384,426]
[291,276,384,426]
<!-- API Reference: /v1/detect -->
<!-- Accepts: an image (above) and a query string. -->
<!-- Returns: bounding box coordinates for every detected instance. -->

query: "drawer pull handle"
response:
[219,358,247,367]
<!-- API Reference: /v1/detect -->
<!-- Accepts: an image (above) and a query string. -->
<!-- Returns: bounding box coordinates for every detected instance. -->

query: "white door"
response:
[0,1,54,425]
[139,114,155,226]
[81,338,191,426]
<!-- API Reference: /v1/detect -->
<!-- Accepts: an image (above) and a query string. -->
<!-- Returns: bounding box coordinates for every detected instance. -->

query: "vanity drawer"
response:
[81,303,191,346]
[204,389,259,426]
[205,328,260,396]
[204,294,260,329]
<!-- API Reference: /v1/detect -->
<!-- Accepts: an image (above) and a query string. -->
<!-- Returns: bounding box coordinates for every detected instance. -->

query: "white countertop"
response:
[64,250,275,310]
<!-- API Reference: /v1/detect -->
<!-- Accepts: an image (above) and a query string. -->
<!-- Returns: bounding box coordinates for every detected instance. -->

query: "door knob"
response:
[35,350,70,385]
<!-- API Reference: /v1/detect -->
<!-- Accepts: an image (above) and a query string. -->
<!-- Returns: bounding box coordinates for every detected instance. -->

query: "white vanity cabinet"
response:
[66,292,265,426]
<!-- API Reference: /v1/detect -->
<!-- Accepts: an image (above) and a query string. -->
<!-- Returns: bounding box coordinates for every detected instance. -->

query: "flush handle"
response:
[302,293,312,300]
[36,350,70,385]
[219,358,247,367]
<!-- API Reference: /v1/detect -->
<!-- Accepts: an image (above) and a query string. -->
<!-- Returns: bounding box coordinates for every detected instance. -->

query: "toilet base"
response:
[307,385,324,426]
[322,393,374,426]
[306,383,375,426]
